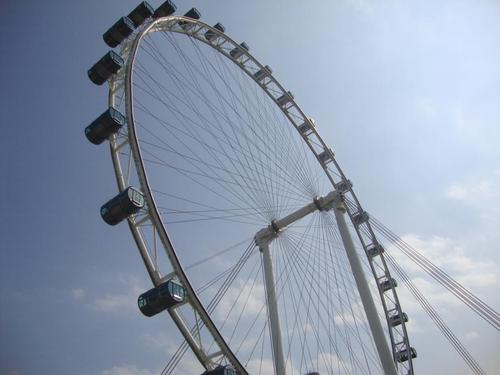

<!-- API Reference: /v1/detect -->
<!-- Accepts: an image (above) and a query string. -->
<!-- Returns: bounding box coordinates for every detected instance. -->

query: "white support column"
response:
[261,242,286,375]
[333,201,398,375]
[254,190,338,375]
[255,190,395,375]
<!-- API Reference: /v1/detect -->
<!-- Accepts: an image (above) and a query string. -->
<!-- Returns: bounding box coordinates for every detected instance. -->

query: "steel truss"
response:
[106,15,414,374]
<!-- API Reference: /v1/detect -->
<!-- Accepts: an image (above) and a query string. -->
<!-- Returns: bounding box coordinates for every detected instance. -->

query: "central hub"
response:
[254,190,340,248]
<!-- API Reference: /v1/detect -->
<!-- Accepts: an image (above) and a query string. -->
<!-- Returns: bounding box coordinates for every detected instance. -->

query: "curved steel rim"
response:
[107,15,414,374]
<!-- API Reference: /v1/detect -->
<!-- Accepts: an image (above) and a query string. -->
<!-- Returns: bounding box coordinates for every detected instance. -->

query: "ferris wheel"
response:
[85,2,417,374]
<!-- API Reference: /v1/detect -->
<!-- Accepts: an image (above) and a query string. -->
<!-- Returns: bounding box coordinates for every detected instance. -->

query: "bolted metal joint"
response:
[255,226,278,248]
[313,190,340,211]
[255,219,281,248]
[270,219,280,233]
[255,190,344,248]
[313,196,323,211]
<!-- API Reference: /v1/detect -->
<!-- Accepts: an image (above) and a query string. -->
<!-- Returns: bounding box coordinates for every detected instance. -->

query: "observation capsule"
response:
[101,187,145,226]
[103,16,135,48]
[205,22,225,42]
[88,51,124,86]
[153,0,176,18]
[352,210,369,225]
[254,65,272,82]
[229,42,249,60]
[379,277,397,292]
[396,347,417,362]
[366,243,384,258]
[85,107,125,145]
[276,91,294,107]
[389,312,408,327]
[128,1,154,27]
[178,8,201,30]
[184,7,200,20]
[318,148,334,164]
[298,119,314,135]
[201,365,237,375]
[138,279,186,317]
[335,179,353,193]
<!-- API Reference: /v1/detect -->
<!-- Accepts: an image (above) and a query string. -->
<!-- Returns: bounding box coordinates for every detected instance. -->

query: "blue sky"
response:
[1,0,499,374]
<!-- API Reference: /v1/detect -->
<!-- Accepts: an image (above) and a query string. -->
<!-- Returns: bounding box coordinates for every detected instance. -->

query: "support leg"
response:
[333,202,398,375]
[261,243,286,375]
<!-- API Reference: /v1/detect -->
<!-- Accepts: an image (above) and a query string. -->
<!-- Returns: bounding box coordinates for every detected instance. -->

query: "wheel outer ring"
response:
[107,15,414,374]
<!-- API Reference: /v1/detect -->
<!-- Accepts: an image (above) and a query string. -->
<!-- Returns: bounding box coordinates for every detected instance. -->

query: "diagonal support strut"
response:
[254,190,397,375]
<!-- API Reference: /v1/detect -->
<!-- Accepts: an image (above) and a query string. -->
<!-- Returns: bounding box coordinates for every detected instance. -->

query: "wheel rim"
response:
[106,15,414,375]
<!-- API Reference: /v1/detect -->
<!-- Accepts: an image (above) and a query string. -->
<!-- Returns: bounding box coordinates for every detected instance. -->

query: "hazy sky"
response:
[1,0,499,374]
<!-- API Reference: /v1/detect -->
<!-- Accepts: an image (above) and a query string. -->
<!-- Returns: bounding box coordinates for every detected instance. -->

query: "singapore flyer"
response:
[83,1,499,374]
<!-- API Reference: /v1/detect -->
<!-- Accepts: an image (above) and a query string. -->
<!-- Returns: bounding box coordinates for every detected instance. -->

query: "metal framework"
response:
[255,191,397,375]
[105,15,415,374]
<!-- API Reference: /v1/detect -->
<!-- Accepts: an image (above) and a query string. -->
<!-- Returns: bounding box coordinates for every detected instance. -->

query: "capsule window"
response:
[379,277,397,292]
[229,42,249,60]
[128,1,154,27]
[202,365,236,375]
[318,149,333,164]
[159,284,170,296]
[169,281,185,301]
[184,7,200,20]
[103,16,135,48]
[205,22,225,42]
[85,107,125,145]
[149,290,158,301]
[88,51,124,86]
[138,280,186,317]
[335,179,352,193]
[153,0,177,18]
[276,91,294,107]
[109,107,125,124]
[138,296,147,308]
[254,65,272,82]
[396,347,417,362]
[101,187,145,225]
[389,312,408,327]
[298,122,311,135]
[178,8,201,30]
[129,188,145,206]
[367,244,384,257]
[353,211,369,225]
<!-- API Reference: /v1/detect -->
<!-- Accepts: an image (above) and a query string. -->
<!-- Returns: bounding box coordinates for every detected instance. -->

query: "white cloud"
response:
[395,276,462,318]
[390,234,499,290]
[93,293,137,313]
[445,180,494,202]
[101,359,202,375]
[316,352,352,374]
[165,355,203,375]
[215,280,266,322]
[91,276,147,315]
[464,331,479,341]
[141,332,172,352]
[333,301,367,327]
[443,170,500,272]
[71,288,86,301]
[445,170,500,215]
[140,332,187,359]
[445,184,468,200]
[247,353,351,375]
[245,358,276,374]
[385,233,500,335]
